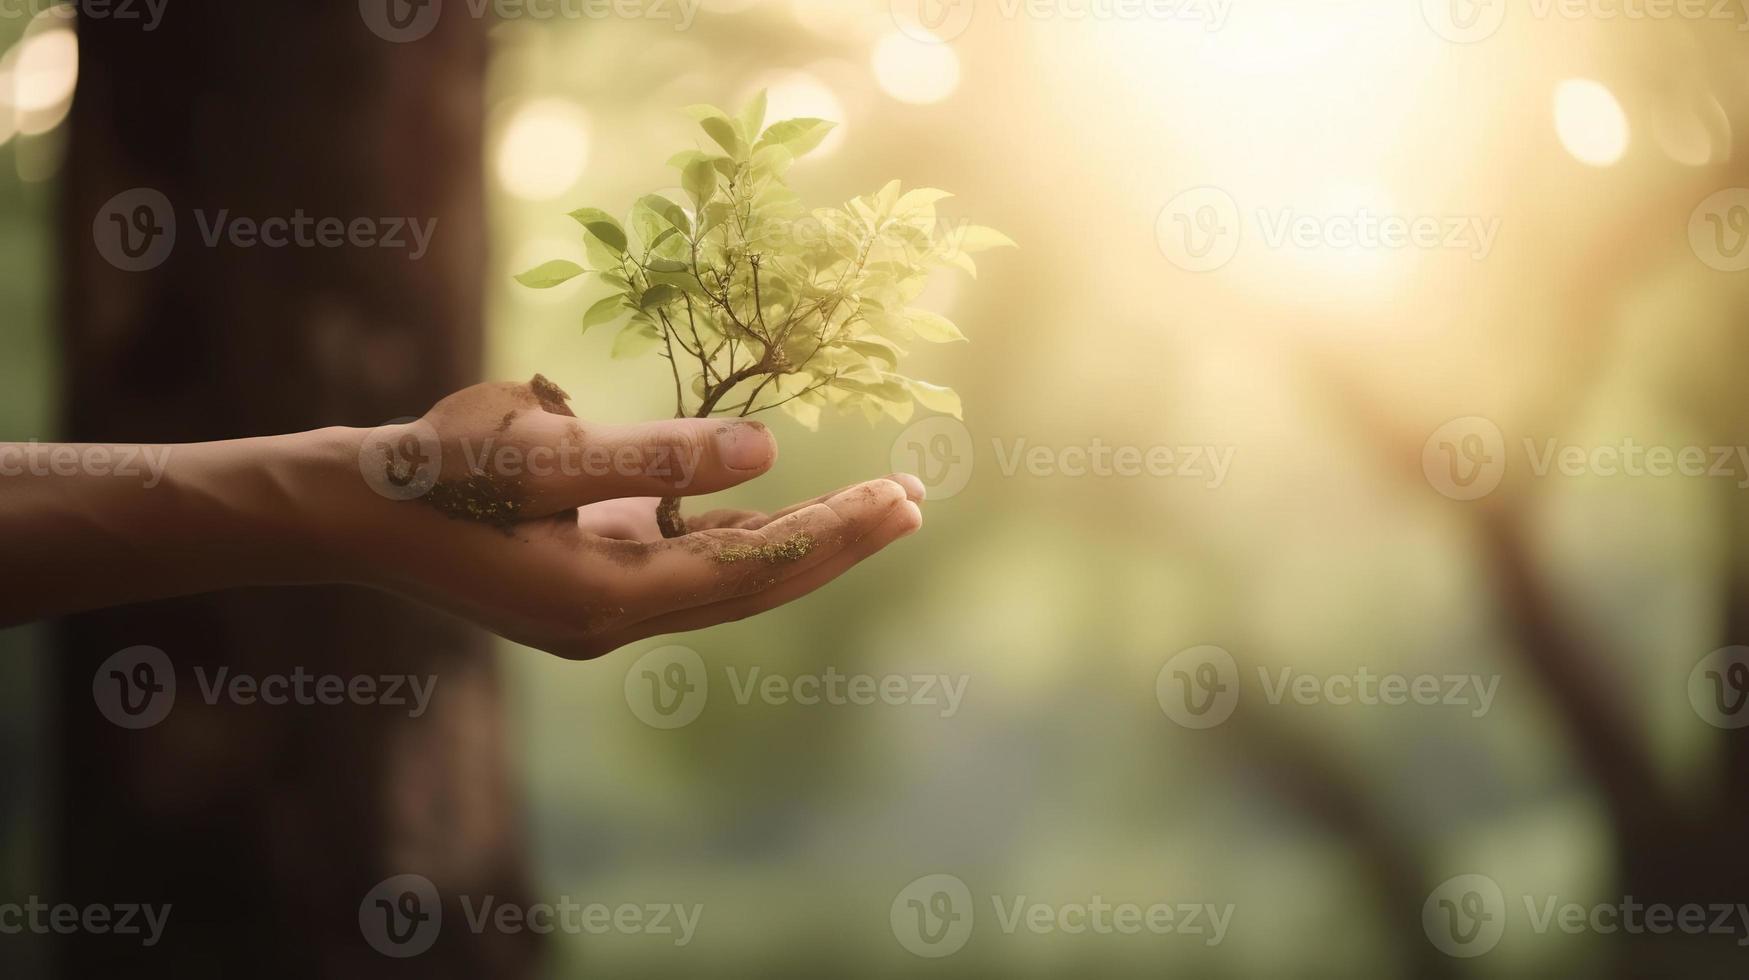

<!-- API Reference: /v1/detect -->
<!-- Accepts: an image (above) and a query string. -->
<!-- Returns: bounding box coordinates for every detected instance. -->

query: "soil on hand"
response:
[714,532,816,564]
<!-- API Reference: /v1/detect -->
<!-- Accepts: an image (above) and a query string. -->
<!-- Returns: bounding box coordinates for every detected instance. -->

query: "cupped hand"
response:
[313,376,924,660]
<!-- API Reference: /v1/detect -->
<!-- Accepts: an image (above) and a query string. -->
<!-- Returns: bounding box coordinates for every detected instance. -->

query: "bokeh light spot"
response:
[1554,78,1629,168]
[496,98,590,201]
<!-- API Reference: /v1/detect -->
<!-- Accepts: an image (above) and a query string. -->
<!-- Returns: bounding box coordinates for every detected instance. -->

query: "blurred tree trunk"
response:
[54,4,537,978]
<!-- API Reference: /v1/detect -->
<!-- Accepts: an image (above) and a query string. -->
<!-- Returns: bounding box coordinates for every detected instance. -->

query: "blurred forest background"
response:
[6,0,1749,976]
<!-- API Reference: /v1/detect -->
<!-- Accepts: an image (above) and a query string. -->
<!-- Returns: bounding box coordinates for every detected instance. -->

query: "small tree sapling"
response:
[516,93,1013,537]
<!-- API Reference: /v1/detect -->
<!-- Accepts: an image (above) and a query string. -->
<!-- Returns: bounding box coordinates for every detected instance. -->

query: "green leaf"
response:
[637,193,692,237]
[667,149,706,170]
[645,268,708,298]
[567,208,627,254]
[739,89,768,139]
[756,118,834,158]
[847,338,904,369]
[906,308,967,343]
[780,397,821,431]
[954,224,1017,253]
[895,188,953,214]
[942,249,977,278]
[638,283,680,310]
[611,319,662,358]
[644,256,688,273]
[682,157,718,209]
[699,116,743,159]
[681,103,730,124]
[906,379,963,419]
[582,294,627,332]
[514,259,585,289]
[583,233,622,273]
[751,144,793,180]
[875,179,902,213]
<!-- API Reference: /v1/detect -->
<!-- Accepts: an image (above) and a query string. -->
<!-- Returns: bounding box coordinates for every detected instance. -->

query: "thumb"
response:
[561,417,778,504]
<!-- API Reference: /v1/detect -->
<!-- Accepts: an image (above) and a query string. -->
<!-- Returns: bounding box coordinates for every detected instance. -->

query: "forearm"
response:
[0,430,358,625]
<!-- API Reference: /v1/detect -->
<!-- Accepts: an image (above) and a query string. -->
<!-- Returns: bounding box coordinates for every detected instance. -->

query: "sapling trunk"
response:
[655,363,773,538]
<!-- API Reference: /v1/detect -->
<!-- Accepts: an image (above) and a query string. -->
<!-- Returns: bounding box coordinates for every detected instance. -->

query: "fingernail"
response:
[716,421,775,471]
[897,500,924,537]
[889,473,927,502]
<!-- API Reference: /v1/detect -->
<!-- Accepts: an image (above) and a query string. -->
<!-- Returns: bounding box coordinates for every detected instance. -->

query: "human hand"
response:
[308,376,925,660]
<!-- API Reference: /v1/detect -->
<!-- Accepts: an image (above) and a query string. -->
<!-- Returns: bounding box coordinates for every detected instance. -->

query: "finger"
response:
[607,478,908,624]
[760,471,926,524]
[607,495,923,643]
[686,508,768,531]
[575,498,660,541]
[562,417,778,505]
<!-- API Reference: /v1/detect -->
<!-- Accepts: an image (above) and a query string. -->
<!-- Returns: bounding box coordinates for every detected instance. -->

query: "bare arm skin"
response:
[0,376,925,659]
